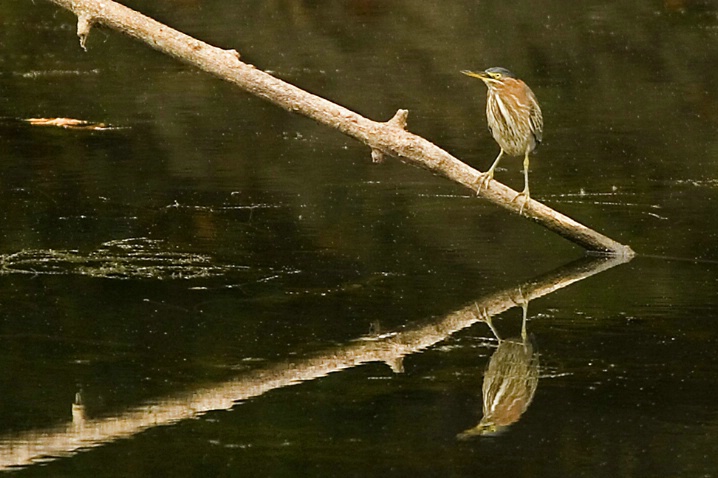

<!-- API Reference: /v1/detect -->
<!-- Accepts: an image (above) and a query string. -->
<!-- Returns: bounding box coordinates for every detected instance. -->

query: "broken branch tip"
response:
[388,109,408,129]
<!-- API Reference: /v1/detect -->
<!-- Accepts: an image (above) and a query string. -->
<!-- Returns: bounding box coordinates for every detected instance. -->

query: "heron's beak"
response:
[461,70,489,82]
[461,70,496,85]
[461,70,486,80]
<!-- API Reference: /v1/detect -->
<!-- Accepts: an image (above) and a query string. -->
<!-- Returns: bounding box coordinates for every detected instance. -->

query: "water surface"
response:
[1,0,718,476]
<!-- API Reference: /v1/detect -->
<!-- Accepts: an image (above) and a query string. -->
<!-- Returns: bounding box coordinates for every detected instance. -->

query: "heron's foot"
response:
[512,189,531,215]
[509,286,528,309]
[474,171,494,195]
[475,303,501,342]
[474,303,491,323]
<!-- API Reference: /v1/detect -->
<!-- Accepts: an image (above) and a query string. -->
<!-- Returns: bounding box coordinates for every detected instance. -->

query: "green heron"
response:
[458,300,539,438]
[461,67,544,214]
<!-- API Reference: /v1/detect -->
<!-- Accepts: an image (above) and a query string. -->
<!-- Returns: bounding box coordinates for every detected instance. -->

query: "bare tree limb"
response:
[44,0,634,257]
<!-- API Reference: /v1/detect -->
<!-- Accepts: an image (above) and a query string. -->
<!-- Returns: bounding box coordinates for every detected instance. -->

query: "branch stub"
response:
[77,13,94,51]
[388,109,408,130]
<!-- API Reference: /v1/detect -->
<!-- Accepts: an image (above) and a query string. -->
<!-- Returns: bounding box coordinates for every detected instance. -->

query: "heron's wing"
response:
[528,91,544,144]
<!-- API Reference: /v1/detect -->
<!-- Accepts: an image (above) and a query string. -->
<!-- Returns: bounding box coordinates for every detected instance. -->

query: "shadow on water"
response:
[0,253,629,470]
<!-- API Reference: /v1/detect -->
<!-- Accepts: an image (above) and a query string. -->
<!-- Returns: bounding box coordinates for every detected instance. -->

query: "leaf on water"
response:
[23,117,116,131]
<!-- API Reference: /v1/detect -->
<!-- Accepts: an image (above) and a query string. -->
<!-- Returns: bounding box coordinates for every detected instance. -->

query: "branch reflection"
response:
[0,254,630,470]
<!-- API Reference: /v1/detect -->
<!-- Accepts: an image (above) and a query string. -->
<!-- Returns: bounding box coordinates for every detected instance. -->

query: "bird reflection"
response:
[458,299,539,438]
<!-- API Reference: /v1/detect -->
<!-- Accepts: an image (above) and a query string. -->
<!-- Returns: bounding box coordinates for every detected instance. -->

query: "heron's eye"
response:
[491,72,502,80]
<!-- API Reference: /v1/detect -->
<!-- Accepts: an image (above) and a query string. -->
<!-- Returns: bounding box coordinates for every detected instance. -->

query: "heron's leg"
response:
[475,149,504,195]
[511,152,531,214]
[508,286,530,343]
[475,303,501,342]
[520,299,529,344]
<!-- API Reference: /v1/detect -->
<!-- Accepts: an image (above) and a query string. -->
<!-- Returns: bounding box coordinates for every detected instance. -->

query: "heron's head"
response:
[456,420,507,440]
[461,67,519,90]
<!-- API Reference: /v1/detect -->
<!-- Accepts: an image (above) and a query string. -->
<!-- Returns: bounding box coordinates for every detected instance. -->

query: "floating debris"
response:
[16,68,101,78]
[0,237,249,280]
[23,117,118,131]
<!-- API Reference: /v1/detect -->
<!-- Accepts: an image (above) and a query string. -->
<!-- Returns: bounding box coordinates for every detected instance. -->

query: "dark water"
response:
[1,0,718,476]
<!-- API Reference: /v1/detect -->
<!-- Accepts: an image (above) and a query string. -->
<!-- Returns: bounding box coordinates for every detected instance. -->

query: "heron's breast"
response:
[486,91,538,156]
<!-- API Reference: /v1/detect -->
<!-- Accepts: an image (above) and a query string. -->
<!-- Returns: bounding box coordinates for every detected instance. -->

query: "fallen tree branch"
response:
[44,0,634,257]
